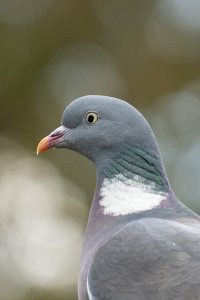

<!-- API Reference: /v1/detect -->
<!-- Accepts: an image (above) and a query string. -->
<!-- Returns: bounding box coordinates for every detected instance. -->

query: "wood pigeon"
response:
[37,95,200,300]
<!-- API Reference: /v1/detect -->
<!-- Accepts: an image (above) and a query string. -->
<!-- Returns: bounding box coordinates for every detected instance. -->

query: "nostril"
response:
[49,132,63,139]
[50,132,60,137]
[49,126,69,138]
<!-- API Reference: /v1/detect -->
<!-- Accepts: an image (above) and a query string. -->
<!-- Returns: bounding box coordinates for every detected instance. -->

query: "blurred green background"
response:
[1,0,200,299]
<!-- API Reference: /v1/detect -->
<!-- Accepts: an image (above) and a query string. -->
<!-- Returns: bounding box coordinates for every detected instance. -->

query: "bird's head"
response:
[37,95,159,165]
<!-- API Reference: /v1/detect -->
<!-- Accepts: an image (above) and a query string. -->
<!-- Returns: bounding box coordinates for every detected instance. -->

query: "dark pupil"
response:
[88,114,94,123]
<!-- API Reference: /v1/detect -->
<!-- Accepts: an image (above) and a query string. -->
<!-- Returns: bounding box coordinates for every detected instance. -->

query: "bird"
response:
[37,95,200,300]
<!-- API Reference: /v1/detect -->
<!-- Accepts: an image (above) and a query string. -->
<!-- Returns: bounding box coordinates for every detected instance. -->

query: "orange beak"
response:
[37,125,69,155]
[37,136,51,155]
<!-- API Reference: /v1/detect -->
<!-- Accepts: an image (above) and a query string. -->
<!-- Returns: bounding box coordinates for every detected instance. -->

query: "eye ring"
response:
[85,111,99,125]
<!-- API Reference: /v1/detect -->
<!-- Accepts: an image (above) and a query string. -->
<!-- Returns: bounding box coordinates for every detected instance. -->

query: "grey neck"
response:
[83,144,175,246]
[96,144,171,194]
[81,144,195,263]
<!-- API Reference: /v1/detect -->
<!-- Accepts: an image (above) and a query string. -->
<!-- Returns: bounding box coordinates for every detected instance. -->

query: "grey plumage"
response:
[88,218,200,300]
[37,95,200,300]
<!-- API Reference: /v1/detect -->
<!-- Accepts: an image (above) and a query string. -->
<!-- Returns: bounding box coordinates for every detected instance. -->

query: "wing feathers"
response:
[87,218,200,300]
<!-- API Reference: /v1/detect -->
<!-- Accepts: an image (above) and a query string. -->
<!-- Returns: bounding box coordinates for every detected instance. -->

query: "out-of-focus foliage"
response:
[0,0,200,299]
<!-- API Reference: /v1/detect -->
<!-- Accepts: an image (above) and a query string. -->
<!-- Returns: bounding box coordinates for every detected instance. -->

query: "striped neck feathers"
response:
[98,145,170,216]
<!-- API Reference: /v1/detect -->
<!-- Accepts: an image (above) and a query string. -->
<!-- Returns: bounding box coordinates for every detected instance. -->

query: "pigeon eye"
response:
[85,112,99,124]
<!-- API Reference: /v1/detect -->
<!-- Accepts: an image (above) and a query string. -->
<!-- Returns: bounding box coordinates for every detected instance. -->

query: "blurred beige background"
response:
[1,0,200,299]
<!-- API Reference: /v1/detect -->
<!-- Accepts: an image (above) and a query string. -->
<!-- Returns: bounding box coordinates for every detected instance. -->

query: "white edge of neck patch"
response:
[99,174,166,216]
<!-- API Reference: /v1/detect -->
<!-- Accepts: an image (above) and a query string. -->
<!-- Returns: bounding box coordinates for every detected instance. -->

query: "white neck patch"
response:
[99,174,167,216]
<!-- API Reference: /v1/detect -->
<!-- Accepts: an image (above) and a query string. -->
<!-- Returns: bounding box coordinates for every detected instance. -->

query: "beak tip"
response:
[36,126,68,155]
[36,136,49,155]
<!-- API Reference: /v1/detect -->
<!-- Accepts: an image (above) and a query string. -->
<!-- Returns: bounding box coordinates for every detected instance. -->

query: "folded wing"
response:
[87,218,200,300]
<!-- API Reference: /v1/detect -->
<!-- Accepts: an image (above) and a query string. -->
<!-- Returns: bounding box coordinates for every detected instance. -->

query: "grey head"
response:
[59,95,160,165]
[37,95,171,195]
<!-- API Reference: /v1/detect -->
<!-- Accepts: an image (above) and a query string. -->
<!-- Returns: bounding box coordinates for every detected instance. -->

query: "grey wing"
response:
[87,218,200,300]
